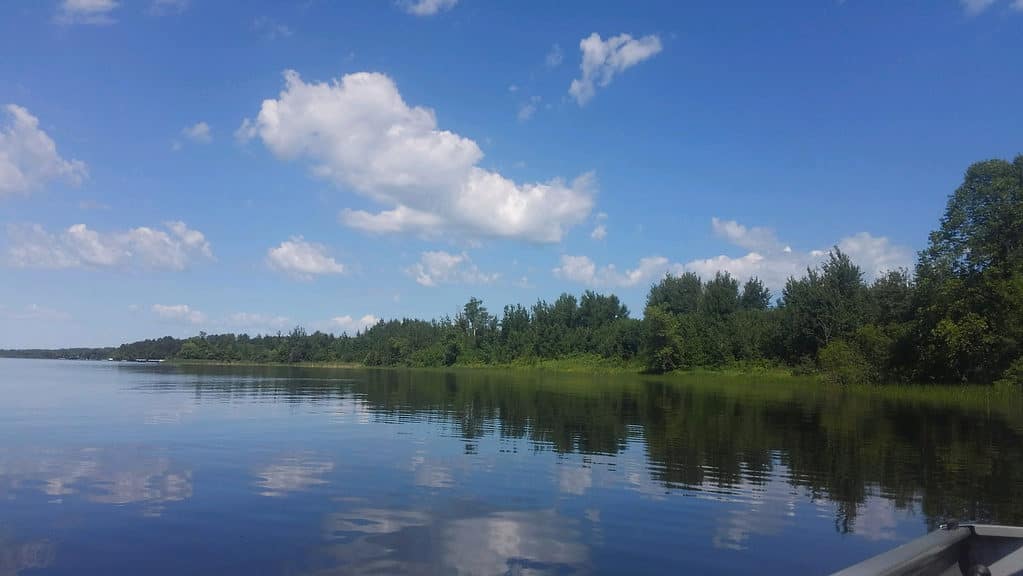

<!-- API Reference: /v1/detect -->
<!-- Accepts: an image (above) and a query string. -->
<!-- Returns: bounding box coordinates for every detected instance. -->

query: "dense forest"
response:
[3,156,1021,385]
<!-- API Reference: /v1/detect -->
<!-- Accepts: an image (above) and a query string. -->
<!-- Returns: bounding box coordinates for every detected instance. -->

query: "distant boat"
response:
[832,523,1023,576]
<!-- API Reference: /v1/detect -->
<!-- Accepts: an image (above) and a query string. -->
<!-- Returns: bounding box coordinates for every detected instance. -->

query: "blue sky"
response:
[1,0,1021,348]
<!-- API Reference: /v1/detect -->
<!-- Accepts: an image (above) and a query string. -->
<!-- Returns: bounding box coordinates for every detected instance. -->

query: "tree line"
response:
[3,155,1020,384]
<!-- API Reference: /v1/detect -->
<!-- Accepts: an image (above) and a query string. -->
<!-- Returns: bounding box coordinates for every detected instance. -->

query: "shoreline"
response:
[165,357,794,377]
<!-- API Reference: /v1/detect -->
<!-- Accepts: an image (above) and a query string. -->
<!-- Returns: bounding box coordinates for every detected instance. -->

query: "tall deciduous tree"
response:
[915,156,1023,382]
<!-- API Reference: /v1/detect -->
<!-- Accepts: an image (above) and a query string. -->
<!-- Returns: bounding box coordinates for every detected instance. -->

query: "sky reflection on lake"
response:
[1,359,1021,575]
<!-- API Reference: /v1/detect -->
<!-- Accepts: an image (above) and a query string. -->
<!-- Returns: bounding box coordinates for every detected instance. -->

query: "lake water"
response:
[2,359,1022,575]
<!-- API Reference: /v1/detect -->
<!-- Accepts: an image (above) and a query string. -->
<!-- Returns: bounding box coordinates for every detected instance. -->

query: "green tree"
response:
[740,277,772,311]
[647,272,703,315]
[702,272,740,317]
[915,156,1023,382]
[642,305,683,373]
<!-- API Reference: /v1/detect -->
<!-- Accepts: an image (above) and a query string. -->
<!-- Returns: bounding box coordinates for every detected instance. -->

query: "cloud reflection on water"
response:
[254,453,335,497]
[0,446,191,515]
[318,506,589,575]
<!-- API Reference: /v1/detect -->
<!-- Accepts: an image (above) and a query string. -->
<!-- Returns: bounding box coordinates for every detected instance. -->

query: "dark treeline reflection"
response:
[159,364,1023,533]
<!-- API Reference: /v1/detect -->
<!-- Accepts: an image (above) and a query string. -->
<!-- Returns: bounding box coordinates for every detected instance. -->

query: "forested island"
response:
[4,156,1021,385]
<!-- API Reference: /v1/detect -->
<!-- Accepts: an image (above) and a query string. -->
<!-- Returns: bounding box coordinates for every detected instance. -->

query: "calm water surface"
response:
[2,359,1022,575]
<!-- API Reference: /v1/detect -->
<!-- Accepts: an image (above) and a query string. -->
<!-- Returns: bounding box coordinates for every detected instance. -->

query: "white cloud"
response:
[545,43,564,68]
[569,32,662,106]
[961,0,997,13]
[266,236,344,280]
[711,217,785,252]
[166,220,213,258]
[836,232,912,278]
[590,224,606,240]
[0,304,72,322]
[408,250,498,287]
[57,0,119,24]
[517,96,541,122]
[555,218,912,293]
[340,205,443,235]
[5,221,213,270]
[0,104,87,196]
[330,314,380,335]
[181,122,211,143]
[400,0,457,16]
[684,218,912,291]
[227,312,292,334]
[149,0,188,15]
[152,304,206,325]
[239,70,594,243]
[1014,0,1023,10]
[252,17,293,40]
[554,254,676,288]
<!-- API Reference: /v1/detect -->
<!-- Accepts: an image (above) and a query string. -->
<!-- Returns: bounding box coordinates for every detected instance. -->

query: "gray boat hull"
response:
[833,524,1023,576]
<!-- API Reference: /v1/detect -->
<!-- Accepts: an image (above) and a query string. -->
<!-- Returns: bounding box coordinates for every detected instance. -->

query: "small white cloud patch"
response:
[408,250,498,287]
[227,312,292,334]
[0,104,87,196]
[181,122,212,143]
[569,32,663,106]
[266,237,345,280]
[553,254,675,288]
[330,314,380,335]
[152,304,206,325]
[961,0,998,14]
[5,221,213,270]
[149,0,188,15]
[400,0,458,16]
[517,96,541,122]
[545,43,564,68]
[252,17,294,40]
[0,304,72,322]
[57,0,119,24]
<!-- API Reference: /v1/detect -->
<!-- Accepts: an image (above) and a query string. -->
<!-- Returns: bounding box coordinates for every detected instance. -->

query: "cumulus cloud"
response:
[569,32,662,106]
[684,218,912,291]
[266,236,344,280]
[57,0,119,24]
[710,217,786,252]
[590,224,607,240]
[152,304,206,325]
[1,104,87,196]
[5,221,213,270]
[555,219,913,292]
[408,250,498,287]
[239,70,594,242]
[545,43,564,67]
[330,314,380,335]
[181,121,211,143]
[554,254,676,288]
[400,0,458,16]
